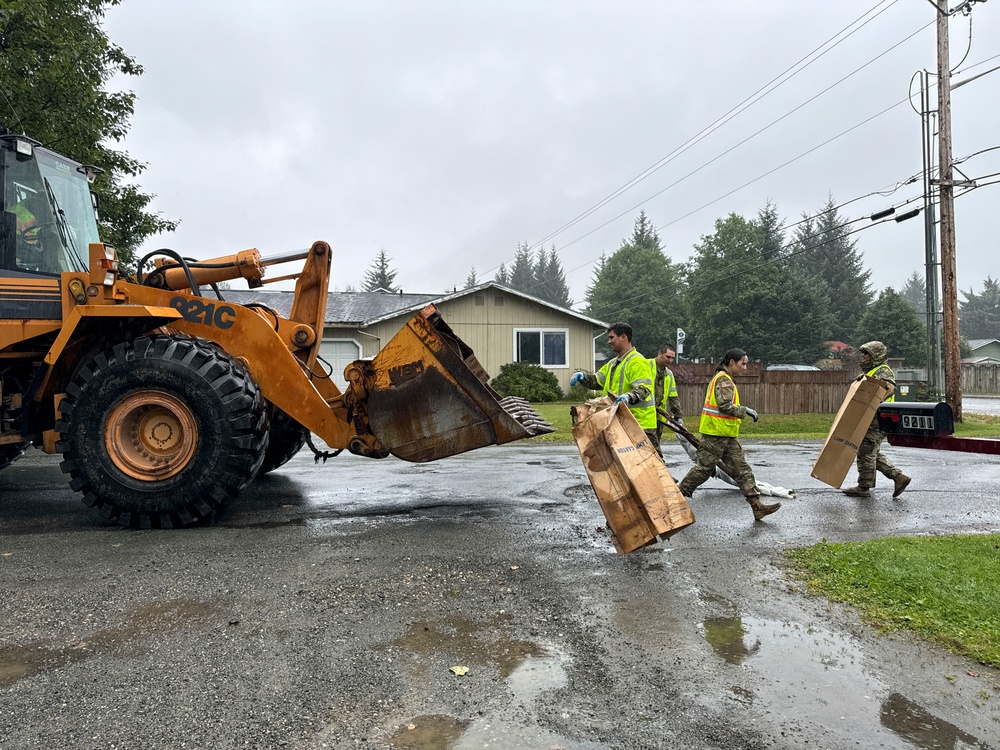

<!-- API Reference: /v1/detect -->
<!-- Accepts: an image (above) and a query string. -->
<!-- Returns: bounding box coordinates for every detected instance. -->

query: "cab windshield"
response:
[1,144,97,274]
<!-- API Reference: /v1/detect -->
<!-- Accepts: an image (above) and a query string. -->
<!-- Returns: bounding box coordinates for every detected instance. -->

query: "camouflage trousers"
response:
[678,434,759,499]
[645,429,661,457]
[855,427,902,490]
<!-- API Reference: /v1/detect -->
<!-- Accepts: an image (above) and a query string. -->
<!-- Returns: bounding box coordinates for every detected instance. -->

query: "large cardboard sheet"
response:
[811,376,892,488]
[572,397,694,554]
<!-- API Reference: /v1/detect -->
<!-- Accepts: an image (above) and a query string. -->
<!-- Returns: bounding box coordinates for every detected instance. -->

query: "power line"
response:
[525,0,903,253]
[477,1,914,283]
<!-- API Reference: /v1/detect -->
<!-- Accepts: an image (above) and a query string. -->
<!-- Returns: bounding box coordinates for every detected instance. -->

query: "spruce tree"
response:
[361,248,398,292]
[789,197,872,342]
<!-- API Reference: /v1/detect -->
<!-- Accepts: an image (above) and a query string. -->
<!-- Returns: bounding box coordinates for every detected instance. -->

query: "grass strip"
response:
[526,403,1000,443]
[784,535,1000,668]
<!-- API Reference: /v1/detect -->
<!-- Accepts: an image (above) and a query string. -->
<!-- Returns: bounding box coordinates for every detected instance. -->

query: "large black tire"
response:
[258,406,308,475]
[0,442,28,471]
[56,335,269,528]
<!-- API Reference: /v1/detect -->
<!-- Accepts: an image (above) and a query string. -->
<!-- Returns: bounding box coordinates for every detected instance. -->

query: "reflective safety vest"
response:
[649,358,679,419]
[596,349,656,429]
[699,371,742,437]
[866,364,896,403]
[12,202,36,234]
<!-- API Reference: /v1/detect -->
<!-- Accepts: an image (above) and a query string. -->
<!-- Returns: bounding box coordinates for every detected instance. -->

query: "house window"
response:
[494,296,504,306]
[474,294,485,306]
[514,329,568,367]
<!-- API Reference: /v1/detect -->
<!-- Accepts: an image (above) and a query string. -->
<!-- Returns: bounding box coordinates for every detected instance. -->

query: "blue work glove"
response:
[570,372,584,387]
[615,394,630,405]
[675,417,684,428]
[745,407,759,422]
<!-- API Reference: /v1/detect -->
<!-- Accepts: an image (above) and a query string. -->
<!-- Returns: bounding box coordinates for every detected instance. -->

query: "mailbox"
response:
[877,401,954,437]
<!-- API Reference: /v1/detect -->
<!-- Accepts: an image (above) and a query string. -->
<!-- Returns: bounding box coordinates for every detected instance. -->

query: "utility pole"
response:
[935,4,963,422]
[918,70,942,396]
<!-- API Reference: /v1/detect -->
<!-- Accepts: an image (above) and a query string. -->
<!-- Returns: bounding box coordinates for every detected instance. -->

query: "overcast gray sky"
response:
[103,0,1000,309]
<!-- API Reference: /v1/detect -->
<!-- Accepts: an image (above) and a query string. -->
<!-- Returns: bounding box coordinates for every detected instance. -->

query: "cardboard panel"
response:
[811,376,892,488]
[572,397,695,554]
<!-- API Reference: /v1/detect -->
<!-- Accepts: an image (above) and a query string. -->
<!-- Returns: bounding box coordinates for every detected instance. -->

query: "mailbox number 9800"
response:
[901,414,934,431]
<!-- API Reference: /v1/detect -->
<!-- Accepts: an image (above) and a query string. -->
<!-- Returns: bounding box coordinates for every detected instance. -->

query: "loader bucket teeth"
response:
[356,306,555,462]
[498,396,556,436]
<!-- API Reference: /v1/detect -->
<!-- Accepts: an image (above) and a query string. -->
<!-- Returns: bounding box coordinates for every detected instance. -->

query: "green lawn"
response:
[784,536,1000,668]
[528,401,1000,443]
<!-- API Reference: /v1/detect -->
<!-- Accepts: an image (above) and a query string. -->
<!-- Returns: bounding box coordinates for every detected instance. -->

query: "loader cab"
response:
[0,134,98,276]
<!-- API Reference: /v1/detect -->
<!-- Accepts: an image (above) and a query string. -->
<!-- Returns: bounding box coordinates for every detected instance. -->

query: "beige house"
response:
[226,283,608,393]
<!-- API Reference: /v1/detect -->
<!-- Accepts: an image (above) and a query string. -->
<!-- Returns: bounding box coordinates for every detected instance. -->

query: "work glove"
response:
[745,407,759,422]
[570,372,584,387]
[675,417,684,427]
[615,394,631,405]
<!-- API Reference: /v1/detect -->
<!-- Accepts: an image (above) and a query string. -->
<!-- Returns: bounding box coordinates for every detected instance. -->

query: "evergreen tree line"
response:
[360,198,998,370]
[583,203,932,367]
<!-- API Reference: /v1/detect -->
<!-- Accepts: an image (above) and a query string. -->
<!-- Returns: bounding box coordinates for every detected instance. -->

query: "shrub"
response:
[490,361,563,402]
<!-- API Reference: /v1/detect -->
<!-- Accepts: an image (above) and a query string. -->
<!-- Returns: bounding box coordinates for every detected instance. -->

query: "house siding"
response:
[322,289,604,392]
[971,340,1000,360]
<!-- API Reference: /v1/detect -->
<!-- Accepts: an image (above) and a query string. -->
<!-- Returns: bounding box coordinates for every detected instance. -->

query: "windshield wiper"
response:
[44,177,87,271]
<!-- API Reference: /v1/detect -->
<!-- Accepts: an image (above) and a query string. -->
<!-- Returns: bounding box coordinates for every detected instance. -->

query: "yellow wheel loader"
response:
[0,132,553,527]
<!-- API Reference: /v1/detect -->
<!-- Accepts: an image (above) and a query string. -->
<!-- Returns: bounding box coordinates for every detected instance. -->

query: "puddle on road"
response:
[880,692,993,749]
[391,614,542,680]
[506,649,569,704]
[703,616,761,665]
[389,616,589,749]
[386,714,469,749]
[0,599,221,687]
[698,593,993,748]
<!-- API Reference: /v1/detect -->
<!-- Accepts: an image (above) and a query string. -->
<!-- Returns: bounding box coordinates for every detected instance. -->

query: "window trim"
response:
[512,327,570,369]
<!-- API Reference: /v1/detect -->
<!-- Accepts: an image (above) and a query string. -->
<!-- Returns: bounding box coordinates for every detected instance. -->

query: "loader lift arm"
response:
[29,239,554,527]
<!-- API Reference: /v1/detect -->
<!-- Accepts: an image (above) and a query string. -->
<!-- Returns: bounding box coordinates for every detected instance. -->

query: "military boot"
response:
[842,485,871,498]
[747,495,780,521]
[892,474,911,498]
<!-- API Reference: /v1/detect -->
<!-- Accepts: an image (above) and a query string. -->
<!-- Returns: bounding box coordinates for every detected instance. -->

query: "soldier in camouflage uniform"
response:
[678,348,780,521]
[843,341,912,499]
[651,344,684,458]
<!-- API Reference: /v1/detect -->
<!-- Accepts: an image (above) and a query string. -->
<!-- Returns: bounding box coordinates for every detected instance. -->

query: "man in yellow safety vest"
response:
[650,344,683,457]
[677,348,781,521]
[571,322,658,450]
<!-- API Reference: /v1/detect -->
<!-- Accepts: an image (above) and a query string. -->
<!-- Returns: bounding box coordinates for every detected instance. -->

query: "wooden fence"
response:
[672,363,854,415]
[963,363,1000,395]
[660,362,1000,413]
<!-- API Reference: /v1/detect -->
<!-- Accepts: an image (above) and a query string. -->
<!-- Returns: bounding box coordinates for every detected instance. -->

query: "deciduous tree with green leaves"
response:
[854,288,927,366]
[0,0,177,268]
[586,211,683,356]
[685,207,830,365]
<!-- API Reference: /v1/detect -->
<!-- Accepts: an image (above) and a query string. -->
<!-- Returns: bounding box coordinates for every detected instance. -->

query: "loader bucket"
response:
[355,305,554,462]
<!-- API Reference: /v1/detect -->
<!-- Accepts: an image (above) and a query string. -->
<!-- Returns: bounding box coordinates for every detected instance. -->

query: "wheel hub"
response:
[105,391,198,480]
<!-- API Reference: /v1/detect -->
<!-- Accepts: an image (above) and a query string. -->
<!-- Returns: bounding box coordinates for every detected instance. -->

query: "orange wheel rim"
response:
[105,391,198,480]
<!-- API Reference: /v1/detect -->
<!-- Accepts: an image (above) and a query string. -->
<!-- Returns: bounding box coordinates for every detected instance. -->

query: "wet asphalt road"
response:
[2,436,1000,750]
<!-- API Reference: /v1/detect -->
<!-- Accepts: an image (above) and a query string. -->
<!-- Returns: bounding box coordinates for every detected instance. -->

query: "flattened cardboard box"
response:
[572,397,694,554]
[811,376,892,488]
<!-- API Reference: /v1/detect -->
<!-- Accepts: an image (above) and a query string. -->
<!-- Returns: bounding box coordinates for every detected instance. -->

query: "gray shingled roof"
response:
[223,289,436,325]
[967,338,1000,350]
[220,282,607,328]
